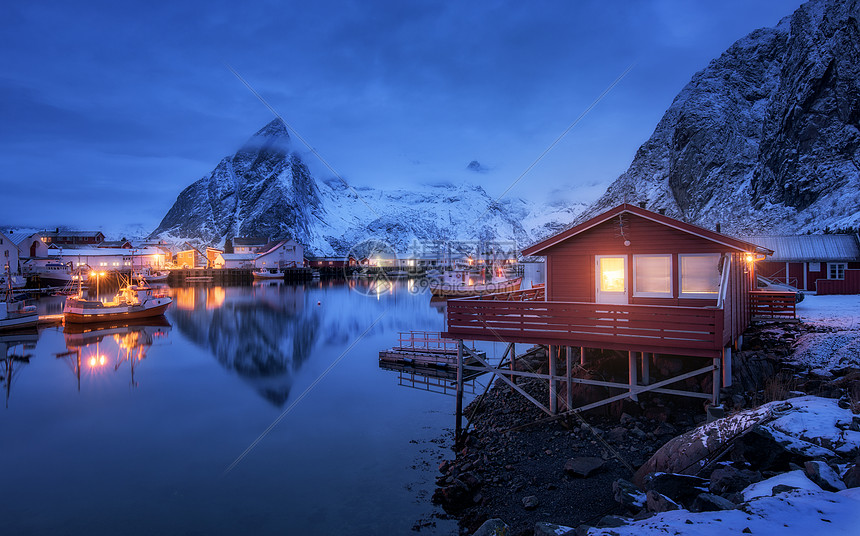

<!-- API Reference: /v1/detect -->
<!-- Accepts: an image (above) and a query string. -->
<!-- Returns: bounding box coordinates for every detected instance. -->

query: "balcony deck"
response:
[444,291,727,358]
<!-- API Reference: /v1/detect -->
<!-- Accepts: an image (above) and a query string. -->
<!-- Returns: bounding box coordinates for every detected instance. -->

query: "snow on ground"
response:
[788,294,860,374]
[585,397,860,536]
[586,487,860,535]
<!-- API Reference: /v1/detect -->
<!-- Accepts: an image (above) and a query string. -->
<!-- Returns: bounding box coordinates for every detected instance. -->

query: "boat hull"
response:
[430,277,523,298]
[63,302,171,324]
[252,272,284,280]
[0,313,39,331]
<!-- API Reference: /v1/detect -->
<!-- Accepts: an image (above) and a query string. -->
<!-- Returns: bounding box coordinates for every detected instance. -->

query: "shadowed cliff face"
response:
[584,0,860,234]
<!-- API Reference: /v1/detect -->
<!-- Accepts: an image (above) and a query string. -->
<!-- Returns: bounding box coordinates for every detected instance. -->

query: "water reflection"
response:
[167,285,318,407]
[54,319,172,390]
[1,330,37,408]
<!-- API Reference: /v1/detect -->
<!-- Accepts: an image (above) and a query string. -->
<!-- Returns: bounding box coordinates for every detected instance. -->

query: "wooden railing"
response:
[396,331,460,352]
[445,300,725,358]
[749,290,797,319]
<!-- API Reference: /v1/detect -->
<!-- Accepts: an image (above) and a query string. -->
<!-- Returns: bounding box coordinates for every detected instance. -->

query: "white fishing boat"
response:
[133,267,169,283]
[1,266,38,331]
[252,267,285,280]
[63,282,172,324]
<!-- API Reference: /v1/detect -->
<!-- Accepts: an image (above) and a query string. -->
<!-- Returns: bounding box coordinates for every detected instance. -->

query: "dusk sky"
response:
[1,0,803,235]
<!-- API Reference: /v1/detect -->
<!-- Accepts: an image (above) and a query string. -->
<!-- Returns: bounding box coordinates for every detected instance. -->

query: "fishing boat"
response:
[133,267,168,283]
[1,266,38,331]
[63,282,172,324]
[429,269,522,298]
[252,267,285,280]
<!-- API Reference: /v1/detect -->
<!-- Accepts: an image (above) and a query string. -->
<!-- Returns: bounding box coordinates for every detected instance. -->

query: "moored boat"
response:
[63,283,172,324]
[252,267,285,280]
[133,268,168,283]
[1,266,38,331]
[429,269,523,298]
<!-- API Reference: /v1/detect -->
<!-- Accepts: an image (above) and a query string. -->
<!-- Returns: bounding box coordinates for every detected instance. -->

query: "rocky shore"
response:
[431,318,860,535]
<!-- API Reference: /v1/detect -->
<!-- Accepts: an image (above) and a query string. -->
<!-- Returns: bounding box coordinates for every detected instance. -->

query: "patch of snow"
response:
[741,470,821,501]
[789,295,860,373]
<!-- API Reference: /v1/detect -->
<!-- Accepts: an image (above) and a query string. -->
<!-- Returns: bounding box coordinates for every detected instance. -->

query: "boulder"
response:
[612,478,646,511]
[534,522,576,535]
[522,495,540,510]
[432,478,472,510]
[472,518,509,536]
[691,492,736,512]
[644,473,709,507]
[564,456,605,478]
[596,515,629,528]
[708,466,762,495]
[842,464,860,488]
[646,490,679,513]
[804,461,846,492]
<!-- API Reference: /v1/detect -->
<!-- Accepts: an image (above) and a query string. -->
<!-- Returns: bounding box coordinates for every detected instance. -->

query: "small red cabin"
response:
[444,204,775,413]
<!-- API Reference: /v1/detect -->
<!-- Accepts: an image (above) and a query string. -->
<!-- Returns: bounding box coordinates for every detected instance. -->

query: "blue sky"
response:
[0,0,803,233]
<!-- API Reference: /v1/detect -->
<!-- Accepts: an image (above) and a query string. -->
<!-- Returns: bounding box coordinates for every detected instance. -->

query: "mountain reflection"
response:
[167,284,319,407]
[56,319,171,390]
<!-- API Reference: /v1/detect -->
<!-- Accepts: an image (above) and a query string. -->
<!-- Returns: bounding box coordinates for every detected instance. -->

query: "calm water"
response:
[0,279,500,535]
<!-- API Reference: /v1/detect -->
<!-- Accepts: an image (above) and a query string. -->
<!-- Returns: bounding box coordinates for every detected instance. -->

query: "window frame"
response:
[632,254,673,298]
[678,253,722,299]
[828,262,846,280]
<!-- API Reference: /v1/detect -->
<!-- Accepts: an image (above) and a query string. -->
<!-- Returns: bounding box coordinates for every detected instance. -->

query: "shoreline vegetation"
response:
[429,314,860,535]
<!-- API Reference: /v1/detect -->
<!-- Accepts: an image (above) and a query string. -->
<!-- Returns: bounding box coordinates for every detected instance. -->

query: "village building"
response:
[40,230,105,246]
[0,232,21,274]
[255,239,303,269]
[443,204,776,434]
[740,234,860,295]
[232,237,270,254]
[212,253,258,269]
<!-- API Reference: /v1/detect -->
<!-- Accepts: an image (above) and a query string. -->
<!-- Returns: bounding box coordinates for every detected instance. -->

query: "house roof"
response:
[735,235,860,262]
[522,204,774,256]
[258,239,300,256]
[42,230,104,238]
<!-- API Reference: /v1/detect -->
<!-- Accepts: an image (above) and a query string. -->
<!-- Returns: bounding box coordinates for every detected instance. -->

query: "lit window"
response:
[598,257,625,292]
[679,254,720,297]
[633,255,672,297]
[828,263,846,280]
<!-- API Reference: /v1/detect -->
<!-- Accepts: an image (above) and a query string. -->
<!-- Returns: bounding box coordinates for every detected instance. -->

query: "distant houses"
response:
[741,234,860,295]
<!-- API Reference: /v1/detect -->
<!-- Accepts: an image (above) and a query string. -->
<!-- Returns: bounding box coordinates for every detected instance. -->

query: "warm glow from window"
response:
[680,255,720,296]
[634,255,671,296]
[599,257,625,292]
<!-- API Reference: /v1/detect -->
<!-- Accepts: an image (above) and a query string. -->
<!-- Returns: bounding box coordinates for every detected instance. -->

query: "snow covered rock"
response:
[804,460,847,492]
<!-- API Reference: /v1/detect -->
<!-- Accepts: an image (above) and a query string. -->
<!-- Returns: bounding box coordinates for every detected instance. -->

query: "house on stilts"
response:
[443,204,778,438]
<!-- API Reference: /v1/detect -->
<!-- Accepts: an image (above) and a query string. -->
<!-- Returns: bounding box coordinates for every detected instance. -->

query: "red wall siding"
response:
[547,255,592,301]
[817,269,860,294]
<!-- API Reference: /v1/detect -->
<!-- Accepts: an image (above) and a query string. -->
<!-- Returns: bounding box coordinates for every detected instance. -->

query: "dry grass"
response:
[761,371,798,403]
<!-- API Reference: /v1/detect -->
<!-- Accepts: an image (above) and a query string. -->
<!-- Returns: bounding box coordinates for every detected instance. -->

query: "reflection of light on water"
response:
[207,287,226,309]
[88,354,107,368]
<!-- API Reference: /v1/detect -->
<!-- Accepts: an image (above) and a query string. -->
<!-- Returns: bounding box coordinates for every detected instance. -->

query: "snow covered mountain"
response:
[152,119,581,255]
[582,0,860,234]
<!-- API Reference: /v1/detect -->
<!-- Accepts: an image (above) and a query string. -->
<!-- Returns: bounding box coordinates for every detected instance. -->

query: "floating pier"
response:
[378,331,485,369]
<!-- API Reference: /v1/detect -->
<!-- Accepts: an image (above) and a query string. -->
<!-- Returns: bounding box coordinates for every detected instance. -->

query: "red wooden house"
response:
[443,204,774,425]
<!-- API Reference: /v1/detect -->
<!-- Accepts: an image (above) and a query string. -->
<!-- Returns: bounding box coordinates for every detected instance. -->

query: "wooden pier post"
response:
[510,343,516,384]
[723,346,732,388]
[565,346,573,411]
[712,355,722,406]
[580,347,586,366]
[641,352,650,386]
[455,341,464,443]
[628,351,638,402]
[548,345,558,415]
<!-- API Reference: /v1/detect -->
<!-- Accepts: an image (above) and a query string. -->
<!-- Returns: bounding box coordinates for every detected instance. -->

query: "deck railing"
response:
[445,299,725,358]
[749,290,797,319]
[467,285,546,302]
[396,331,460,352]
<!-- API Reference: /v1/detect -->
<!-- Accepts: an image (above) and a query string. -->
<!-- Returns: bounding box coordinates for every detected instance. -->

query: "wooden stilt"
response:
[641,351,650,386]
[566,345,573,412]
[549,345,558,415]
[723,346,732,388]
[455,341,464,442]
[510,343,516,384]
[580,346,586,366]
[712,354,722,406]
[628,351,638,402]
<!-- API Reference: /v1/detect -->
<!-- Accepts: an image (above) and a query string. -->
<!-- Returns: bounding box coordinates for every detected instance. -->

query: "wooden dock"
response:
[168,267,313,285]
[378,331,485,369]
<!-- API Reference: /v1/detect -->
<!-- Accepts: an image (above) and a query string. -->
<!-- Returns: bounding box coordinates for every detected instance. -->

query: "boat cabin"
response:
[443,204,775,422]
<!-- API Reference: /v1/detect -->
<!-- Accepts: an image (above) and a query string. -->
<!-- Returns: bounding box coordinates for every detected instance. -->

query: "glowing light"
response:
[745,254,754,263]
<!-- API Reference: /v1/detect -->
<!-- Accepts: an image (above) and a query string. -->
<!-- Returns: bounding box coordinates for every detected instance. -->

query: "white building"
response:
[33,247,168,272]
[255,239,304,269]
[0,232,21,274]
[15,232,51,259]
[213,253,258,269]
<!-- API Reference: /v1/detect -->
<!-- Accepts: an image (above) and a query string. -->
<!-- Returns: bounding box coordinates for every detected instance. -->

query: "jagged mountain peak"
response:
[581,0,860,234]
[239,118,292,153]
